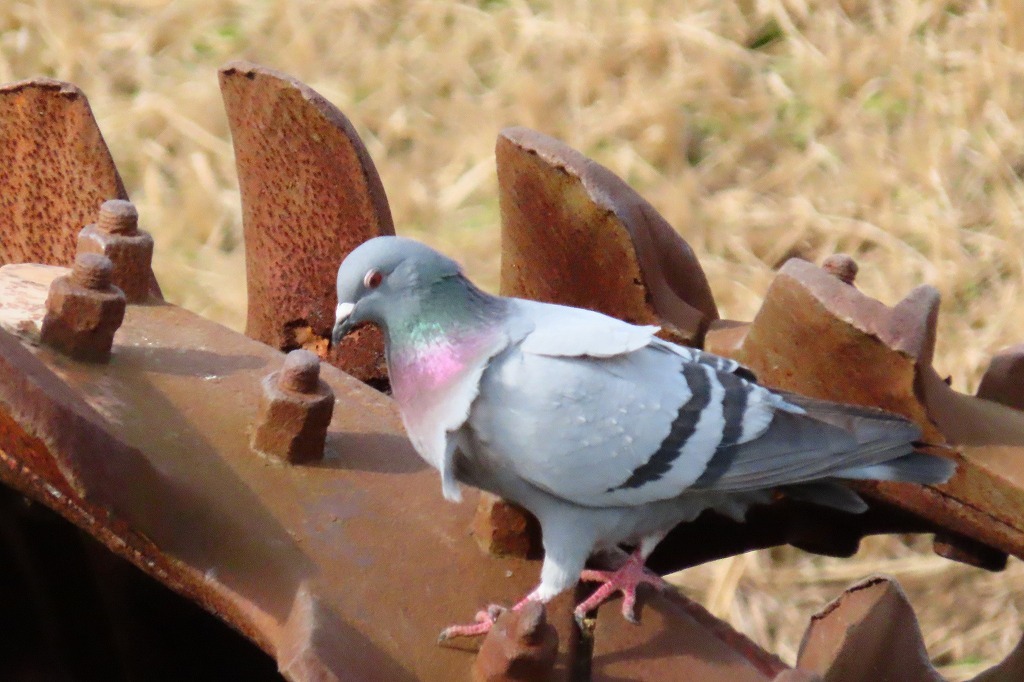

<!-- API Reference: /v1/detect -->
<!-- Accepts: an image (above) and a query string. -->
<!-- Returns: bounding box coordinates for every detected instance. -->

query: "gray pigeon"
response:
[332,236,955,639]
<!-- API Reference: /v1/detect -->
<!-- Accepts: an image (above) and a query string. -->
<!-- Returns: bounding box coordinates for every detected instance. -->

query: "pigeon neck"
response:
[387,278,506,404]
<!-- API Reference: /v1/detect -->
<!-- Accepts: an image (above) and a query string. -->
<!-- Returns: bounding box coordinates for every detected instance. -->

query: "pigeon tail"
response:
[834,451,955,485]
[780,482,869,514]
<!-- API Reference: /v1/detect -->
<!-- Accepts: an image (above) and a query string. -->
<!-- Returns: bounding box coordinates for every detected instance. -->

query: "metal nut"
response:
[472,601,558,682]
[77,199,155,303]
[821,253,858,285]
[40,252,126,362]
[251,350,335,464]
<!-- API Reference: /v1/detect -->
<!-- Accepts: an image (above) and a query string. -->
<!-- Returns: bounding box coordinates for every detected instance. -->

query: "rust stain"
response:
[219,61,392,384]
[0,79,128,267]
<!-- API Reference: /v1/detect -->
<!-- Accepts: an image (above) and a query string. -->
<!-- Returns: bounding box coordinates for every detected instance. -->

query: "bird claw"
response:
[437,605,507,643]
[573,608,597,634]
[574,552,670,626]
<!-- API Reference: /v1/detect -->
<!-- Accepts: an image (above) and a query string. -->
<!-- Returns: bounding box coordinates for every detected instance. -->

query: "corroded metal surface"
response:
[497,127,718,347]
[219,61,393,385]
[0,265,570,680]
[0,79,128,268]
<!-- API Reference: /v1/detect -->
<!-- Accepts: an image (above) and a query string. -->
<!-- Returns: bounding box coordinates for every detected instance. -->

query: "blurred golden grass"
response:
[3,0,1024,677]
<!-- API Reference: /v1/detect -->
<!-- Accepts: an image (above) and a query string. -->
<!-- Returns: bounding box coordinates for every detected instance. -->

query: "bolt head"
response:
[98,199,139,234]
[72,252,114,290]
[41,273,126,362]
[279,349,321,393]
[822,254,858,285]
[252,371,335,464]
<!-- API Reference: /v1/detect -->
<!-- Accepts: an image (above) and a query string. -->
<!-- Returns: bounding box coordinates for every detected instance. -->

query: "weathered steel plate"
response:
[219,61,393,385]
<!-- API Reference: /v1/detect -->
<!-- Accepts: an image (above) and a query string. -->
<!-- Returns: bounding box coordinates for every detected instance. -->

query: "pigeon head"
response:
[332,236,464,345]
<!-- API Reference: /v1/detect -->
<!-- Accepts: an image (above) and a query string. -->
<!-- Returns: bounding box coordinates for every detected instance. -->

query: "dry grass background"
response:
[3,0,1024,677]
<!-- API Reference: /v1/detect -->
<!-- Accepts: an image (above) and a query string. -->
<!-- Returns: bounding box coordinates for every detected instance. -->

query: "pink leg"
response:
[437,594,537,642]
[575,549,671,624]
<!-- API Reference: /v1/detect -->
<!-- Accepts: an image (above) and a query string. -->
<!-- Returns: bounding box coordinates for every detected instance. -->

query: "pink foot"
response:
[437,596,534,643]
[575,551,670,625]
[437,604,506,642]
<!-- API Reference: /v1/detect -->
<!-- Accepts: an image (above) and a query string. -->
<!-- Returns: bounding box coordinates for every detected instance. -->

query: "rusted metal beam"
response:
[219,61,393,386]
[0,263,566,679]
[0,263,807,680]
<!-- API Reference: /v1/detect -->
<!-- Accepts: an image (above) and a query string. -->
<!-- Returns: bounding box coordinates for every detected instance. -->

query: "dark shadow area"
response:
[318,432,426,475]
[0,484,284,682]
[647,498,935,575]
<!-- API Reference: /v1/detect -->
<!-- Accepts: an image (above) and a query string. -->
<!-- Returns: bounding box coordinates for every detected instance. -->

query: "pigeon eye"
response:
[363,269,383,289]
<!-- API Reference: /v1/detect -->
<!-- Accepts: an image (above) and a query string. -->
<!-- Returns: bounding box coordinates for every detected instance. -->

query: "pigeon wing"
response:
[469,301,782,507]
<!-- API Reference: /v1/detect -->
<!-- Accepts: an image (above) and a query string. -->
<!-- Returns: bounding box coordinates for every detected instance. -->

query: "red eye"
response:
[363,269,383,289]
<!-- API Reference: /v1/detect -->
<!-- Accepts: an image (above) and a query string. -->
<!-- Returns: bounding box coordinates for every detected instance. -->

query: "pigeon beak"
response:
[331,301,356,346]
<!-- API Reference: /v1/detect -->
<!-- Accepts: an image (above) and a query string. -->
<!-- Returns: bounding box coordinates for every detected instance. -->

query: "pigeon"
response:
[331,236,955,639]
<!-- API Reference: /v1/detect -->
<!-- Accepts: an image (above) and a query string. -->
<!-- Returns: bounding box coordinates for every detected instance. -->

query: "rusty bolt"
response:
[251,350,335,464]
[40,253,126,362]
[473,493,543,559]
[821,254,858,285]
[472,601,558,682]
[77,199,155,303]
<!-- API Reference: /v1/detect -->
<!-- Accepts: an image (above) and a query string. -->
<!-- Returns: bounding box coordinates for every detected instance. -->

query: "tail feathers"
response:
[781,482,869,514]
[835,452,956,485]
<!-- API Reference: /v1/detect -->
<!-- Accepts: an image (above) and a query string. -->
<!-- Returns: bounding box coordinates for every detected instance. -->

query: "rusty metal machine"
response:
[1,62,1023,680]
